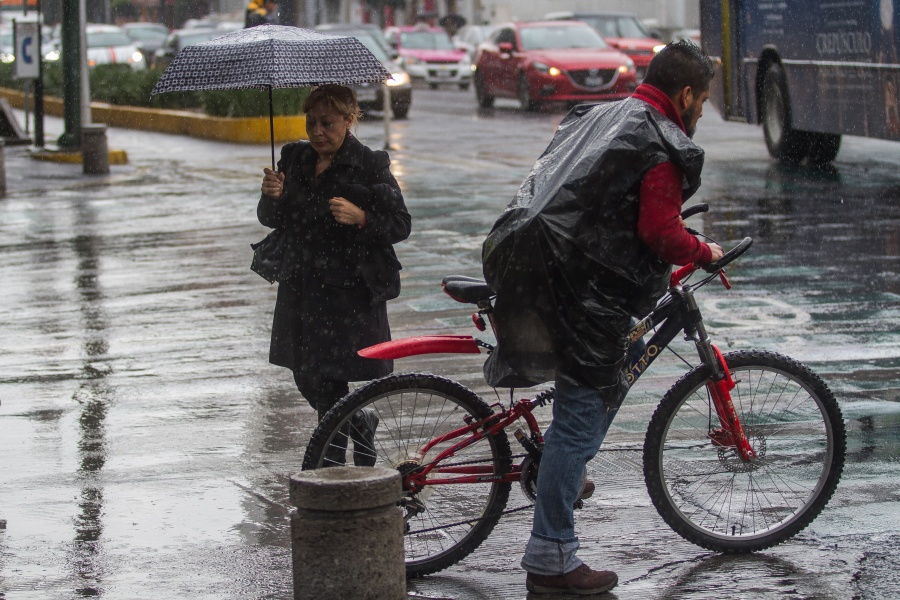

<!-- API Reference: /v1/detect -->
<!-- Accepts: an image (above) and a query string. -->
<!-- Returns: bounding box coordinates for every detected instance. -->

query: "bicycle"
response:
[301,204,846,578]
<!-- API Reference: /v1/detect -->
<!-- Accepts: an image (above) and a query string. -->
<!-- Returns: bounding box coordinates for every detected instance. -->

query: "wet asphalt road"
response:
[0,85,898,599]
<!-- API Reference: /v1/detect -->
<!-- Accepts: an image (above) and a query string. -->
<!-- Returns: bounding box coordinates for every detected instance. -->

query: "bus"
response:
[700,0,900,163]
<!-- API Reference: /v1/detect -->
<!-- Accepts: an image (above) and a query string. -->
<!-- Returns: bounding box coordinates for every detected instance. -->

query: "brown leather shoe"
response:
[526,564,618,595]
[578,479,595,500]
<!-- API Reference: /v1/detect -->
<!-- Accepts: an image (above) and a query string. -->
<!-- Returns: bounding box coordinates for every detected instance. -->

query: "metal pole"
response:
[382,83,392,150]
[268,86,275,170]
[34,0,45,147]
[58,0,82,148]
[79,0,91,127]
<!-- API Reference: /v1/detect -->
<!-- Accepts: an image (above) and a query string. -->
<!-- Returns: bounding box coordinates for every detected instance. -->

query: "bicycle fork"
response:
[681,285,758,462]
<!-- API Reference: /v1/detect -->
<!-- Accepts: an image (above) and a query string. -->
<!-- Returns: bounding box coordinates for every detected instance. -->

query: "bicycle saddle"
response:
[441,275,495,304]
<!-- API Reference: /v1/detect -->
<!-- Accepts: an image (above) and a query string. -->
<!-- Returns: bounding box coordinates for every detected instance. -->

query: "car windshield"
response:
[582,16,651,39]
[0,32,12,49]
[400,30,453,50]
[126,28,168,42]
[351,33,390,62]
[87,31,133,48]
[520,25,608,50]
[177,30,221,50]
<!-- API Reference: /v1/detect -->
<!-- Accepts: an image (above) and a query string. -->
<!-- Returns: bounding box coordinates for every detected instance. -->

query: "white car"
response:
[45,24,146,70]
[85,24,146,70]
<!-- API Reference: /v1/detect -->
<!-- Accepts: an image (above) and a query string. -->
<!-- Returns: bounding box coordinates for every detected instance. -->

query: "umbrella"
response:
[439,14,467,32]
[151,24,391,169]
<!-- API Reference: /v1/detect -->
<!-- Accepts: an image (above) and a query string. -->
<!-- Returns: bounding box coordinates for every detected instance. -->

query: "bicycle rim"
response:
[644,350,845,552]
[302,374,512,576]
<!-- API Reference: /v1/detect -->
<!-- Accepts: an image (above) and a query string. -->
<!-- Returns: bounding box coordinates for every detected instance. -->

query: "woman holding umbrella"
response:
[258,84,411,465]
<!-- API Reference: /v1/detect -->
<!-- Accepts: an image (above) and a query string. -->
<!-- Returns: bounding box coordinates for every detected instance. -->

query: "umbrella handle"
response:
[269,87,276,171]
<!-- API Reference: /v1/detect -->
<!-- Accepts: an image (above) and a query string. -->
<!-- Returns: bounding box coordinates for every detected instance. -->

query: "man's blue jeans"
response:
[520,376,621,576]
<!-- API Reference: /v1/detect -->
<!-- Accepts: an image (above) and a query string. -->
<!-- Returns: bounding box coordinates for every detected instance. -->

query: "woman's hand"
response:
[262,168,285,199]
[329,197,366,227]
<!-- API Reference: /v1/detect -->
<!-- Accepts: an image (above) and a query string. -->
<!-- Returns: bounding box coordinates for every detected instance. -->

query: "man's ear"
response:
[674,86,694,111]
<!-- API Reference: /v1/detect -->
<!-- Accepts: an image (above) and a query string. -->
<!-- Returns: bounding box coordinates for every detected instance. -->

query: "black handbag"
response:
[250,229,288,284]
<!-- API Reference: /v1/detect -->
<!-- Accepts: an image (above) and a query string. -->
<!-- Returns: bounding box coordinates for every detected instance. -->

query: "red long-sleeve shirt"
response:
[632,84,712,266]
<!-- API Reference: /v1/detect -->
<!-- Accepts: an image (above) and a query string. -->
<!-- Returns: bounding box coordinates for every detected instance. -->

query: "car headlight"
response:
[405,56,421,66]
[129,51,145,64]
[387,71,410,86]
[533,62,561,76]
[0,53,14,64]
[44,49,60,61]
[618,58,636,73]
[653,44,666,54]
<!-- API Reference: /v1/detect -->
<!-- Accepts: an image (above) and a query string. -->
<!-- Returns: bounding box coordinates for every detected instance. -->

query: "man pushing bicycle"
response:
[482,41,724,595]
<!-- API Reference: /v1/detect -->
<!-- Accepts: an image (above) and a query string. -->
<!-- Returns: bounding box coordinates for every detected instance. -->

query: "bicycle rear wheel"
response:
[302,373,512,577]
[643,350,845,552]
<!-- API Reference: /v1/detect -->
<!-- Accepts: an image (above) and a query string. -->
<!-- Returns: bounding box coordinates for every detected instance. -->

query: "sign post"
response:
[12,14,44,147]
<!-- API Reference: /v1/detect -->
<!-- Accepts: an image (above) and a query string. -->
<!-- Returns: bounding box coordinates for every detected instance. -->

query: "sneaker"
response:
[350,408,379,467]
[526,564,618,595]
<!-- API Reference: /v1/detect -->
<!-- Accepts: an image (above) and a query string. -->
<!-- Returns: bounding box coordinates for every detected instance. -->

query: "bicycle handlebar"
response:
[703,237,753,273]
[680,203,709,221]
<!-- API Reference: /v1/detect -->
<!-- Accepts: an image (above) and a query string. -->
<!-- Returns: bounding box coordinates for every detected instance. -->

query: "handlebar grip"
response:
[680,203,709,221]
[704,237,753,273]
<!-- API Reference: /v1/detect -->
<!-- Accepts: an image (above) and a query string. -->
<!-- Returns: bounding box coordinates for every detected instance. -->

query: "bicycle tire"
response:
[301,373,513,577]
[643,350,845,553]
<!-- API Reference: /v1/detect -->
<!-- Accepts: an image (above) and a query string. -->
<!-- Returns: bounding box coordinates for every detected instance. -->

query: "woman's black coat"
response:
[257,134,411,382]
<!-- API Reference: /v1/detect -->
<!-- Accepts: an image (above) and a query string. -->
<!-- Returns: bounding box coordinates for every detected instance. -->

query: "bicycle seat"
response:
[442,276,495,304]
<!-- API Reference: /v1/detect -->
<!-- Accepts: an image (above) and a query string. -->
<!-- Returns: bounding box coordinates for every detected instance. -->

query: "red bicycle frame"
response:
[402,397,545,493]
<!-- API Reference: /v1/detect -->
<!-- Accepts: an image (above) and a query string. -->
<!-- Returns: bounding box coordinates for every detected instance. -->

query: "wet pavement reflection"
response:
[0,88,898,599]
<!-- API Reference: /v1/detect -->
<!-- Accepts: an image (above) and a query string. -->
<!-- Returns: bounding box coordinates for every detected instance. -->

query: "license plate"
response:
[585,76,603,87]
[436,69,452,78]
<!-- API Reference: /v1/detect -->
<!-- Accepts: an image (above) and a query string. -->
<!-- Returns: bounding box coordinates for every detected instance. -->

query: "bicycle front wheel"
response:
[643,350,845,552]
[301,373,512,577]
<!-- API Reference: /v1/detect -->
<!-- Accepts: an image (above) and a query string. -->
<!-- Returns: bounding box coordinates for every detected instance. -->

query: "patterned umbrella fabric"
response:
[151,25,392,168]
[151,25,391,95]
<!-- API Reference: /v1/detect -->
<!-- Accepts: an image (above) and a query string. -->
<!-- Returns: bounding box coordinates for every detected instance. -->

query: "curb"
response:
[0,87,308,145]
[30,147,130,165]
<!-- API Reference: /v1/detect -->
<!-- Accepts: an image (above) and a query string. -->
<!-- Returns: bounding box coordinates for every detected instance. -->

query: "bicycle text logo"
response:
[626,344,661,384]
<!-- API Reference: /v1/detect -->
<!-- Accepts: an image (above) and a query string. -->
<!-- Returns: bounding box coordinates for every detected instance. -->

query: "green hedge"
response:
[0,61,310,117]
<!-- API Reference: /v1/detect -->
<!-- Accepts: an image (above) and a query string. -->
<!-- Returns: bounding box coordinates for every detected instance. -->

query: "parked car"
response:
[315,24,412,119]
[121,22,168,67]
[46,24,147,70]
[544,12,665,81]
[473,21,637,111]
[317,22,394,57]
[384,24,471,90]
[153,27,226,71]
[0,29,13,64]
[452,24,497,62]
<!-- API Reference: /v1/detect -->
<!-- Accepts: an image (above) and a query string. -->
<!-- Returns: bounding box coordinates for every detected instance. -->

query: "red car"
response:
[545,12,667,82]
[384,25,472,90]
[474,21,637,111]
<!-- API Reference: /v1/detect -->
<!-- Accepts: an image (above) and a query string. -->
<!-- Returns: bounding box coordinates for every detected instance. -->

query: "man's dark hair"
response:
[643,40,714,97]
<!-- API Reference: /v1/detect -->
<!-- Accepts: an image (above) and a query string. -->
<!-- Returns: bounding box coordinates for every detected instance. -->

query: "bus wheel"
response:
[806,132,841,165]
[762,64,807,164]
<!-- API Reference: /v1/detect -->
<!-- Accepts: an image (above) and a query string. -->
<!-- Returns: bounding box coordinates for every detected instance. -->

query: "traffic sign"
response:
[13,21,39,80]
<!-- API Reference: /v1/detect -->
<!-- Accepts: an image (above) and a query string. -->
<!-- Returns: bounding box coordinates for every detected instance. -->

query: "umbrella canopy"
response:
[151,25,391,94]
[151,25,392,167]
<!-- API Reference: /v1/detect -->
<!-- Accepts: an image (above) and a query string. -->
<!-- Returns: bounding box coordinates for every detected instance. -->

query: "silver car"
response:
[315,24,413,119]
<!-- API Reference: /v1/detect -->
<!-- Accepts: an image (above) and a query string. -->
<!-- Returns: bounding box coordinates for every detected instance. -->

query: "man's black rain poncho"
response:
[482,97,704,390]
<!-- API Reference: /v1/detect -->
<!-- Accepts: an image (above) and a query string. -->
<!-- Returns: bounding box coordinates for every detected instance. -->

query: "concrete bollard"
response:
[289,466,405,600]
[81,124,110,175]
